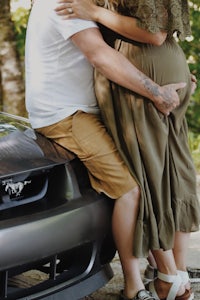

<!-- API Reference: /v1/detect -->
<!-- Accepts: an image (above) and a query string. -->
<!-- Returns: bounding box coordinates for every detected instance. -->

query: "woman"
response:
[55,1,200,299]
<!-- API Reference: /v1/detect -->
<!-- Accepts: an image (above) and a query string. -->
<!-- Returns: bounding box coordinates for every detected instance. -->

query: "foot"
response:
[177,271,194,300]
[144,265,194,300]
[146,272,191,300]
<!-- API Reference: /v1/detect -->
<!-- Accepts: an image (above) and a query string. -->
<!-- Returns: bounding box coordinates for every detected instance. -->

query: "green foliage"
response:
[8,0,200,172]
[11,6,30,59]
[179,2,200,133]
[186,98,200,134]
[188,131,200,173]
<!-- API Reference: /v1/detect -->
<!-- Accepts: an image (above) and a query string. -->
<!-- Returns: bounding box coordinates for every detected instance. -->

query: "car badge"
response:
[2,179,32,197]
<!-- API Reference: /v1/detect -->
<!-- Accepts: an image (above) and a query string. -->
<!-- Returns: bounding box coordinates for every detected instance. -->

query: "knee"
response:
[131,185,141,206]
[118,185,140,206]
[132,185,140,199]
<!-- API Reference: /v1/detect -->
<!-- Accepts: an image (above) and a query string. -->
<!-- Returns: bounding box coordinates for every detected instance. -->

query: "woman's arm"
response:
[55,0,167,45]
[71,27,184,116]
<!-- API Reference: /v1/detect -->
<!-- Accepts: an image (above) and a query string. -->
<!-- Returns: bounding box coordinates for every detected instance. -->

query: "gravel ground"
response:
[86,255,200,300]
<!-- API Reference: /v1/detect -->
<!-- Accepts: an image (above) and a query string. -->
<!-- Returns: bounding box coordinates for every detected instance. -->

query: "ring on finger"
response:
[67,7,73,14]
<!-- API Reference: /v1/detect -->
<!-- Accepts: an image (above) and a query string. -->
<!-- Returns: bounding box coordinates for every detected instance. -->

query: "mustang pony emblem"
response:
[2,179,31,197]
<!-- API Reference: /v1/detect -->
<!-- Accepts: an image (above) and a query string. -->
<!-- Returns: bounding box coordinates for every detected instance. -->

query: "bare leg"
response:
[149,232,191,289]
[151,249,185,299]
[174,231,191,290]
[151,249,177,275]
[112,186,144,298]
[147,250,157,268]
[173,231,190,271]
[148,231,190,272]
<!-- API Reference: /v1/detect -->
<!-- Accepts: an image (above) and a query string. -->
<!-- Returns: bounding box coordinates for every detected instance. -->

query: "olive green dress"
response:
[95,0,200,257]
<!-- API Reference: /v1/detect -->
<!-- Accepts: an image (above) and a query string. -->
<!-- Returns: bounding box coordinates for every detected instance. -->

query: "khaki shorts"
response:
[36,111,137,199]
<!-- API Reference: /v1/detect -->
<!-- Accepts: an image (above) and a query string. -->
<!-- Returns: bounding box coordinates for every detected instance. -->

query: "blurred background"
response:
[0,0,199,172]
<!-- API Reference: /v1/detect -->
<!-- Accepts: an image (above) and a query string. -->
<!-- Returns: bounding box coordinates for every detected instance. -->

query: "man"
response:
[25,1,185,299]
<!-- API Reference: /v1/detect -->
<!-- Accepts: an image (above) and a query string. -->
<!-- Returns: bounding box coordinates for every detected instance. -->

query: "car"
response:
[0,112,116,300]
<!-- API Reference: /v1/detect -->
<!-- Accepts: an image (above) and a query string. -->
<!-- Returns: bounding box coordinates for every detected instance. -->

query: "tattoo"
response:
[143,77,159,97]
[142,75,178,114]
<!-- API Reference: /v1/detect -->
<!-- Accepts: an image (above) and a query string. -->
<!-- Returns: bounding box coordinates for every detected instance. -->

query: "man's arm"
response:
[71,27,185,115]
[55,0,167,46]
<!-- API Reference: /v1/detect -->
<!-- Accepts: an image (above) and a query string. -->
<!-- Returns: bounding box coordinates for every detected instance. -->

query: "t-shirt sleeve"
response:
[51,11,98,40]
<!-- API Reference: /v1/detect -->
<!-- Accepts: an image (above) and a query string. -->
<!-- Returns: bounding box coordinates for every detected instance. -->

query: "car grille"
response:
[0,172,48,210]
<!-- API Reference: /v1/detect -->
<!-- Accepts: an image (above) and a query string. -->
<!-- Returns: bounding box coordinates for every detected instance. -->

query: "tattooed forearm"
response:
[142,75,184,115]
[143,77,159,96]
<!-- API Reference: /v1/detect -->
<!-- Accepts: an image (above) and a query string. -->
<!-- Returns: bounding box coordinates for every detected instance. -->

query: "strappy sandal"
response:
[147,271,191,300]
[143,265,193,288]
[177,271,194,300]
[144,266,194,300]
[119,289,157,300]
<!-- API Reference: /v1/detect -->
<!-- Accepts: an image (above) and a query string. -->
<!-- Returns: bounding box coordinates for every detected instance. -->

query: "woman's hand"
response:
[55,0,167,45]
[190,73,197,95]
[55,0,97,21]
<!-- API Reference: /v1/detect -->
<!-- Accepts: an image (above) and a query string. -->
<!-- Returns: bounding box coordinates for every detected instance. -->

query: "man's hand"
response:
[152,82,186,116]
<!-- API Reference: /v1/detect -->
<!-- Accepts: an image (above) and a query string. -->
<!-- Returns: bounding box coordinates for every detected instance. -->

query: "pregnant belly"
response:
[117,38,190,86]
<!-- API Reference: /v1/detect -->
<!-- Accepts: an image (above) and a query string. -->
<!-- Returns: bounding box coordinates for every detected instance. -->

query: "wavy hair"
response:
[94,0,125,10]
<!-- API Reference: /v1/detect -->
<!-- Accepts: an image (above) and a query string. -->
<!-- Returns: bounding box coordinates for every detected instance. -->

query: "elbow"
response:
[150,32,167,46]
[86,50,105,70]
[88,54,99,68]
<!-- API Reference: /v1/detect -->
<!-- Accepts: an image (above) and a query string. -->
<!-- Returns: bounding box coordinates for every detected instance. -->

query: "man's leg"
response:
[36,112,148,298]
[112,186,147,298]
[70,112,148,297]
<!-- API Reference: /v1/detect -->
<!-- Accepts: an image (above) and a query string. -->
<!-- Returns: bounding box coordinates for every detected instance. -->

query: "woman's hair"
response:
[94,0,125,9]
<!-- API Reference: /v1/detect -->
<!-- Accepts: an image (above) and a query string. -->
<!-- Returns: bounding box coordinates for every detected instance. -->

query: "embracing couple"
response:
[26,1,200,299]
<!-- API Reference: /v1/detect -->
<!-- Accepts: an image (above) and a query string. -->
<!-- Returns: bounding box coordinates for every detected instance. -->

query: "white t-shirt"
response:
[25,0,99,128]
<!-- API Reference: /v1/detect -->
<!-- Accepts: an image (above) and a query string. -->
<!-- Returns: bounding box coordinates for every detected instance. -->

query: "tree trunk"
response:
[0,0,26,117]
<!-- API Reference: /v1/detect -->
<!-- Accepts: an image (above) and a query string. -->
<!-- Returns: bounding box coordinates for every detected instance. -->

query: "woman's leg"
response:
[151,249,186,299]
[146,232,192,298]
[173,232,190,271]
[147,231,190,272]
[174,232,191,290]
[112,186,145,298]
[147,251,157,269]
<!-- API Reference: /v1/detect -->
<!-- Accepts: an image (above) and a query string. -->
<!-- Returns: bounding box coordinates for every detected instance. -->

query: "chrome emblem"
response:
[2,179,32,197]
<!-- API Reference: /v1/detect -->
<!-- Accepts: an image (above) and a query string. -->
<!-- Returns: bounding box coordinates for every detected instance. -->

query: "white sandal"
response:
[147,271,191,300]
[177,271,194,300]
